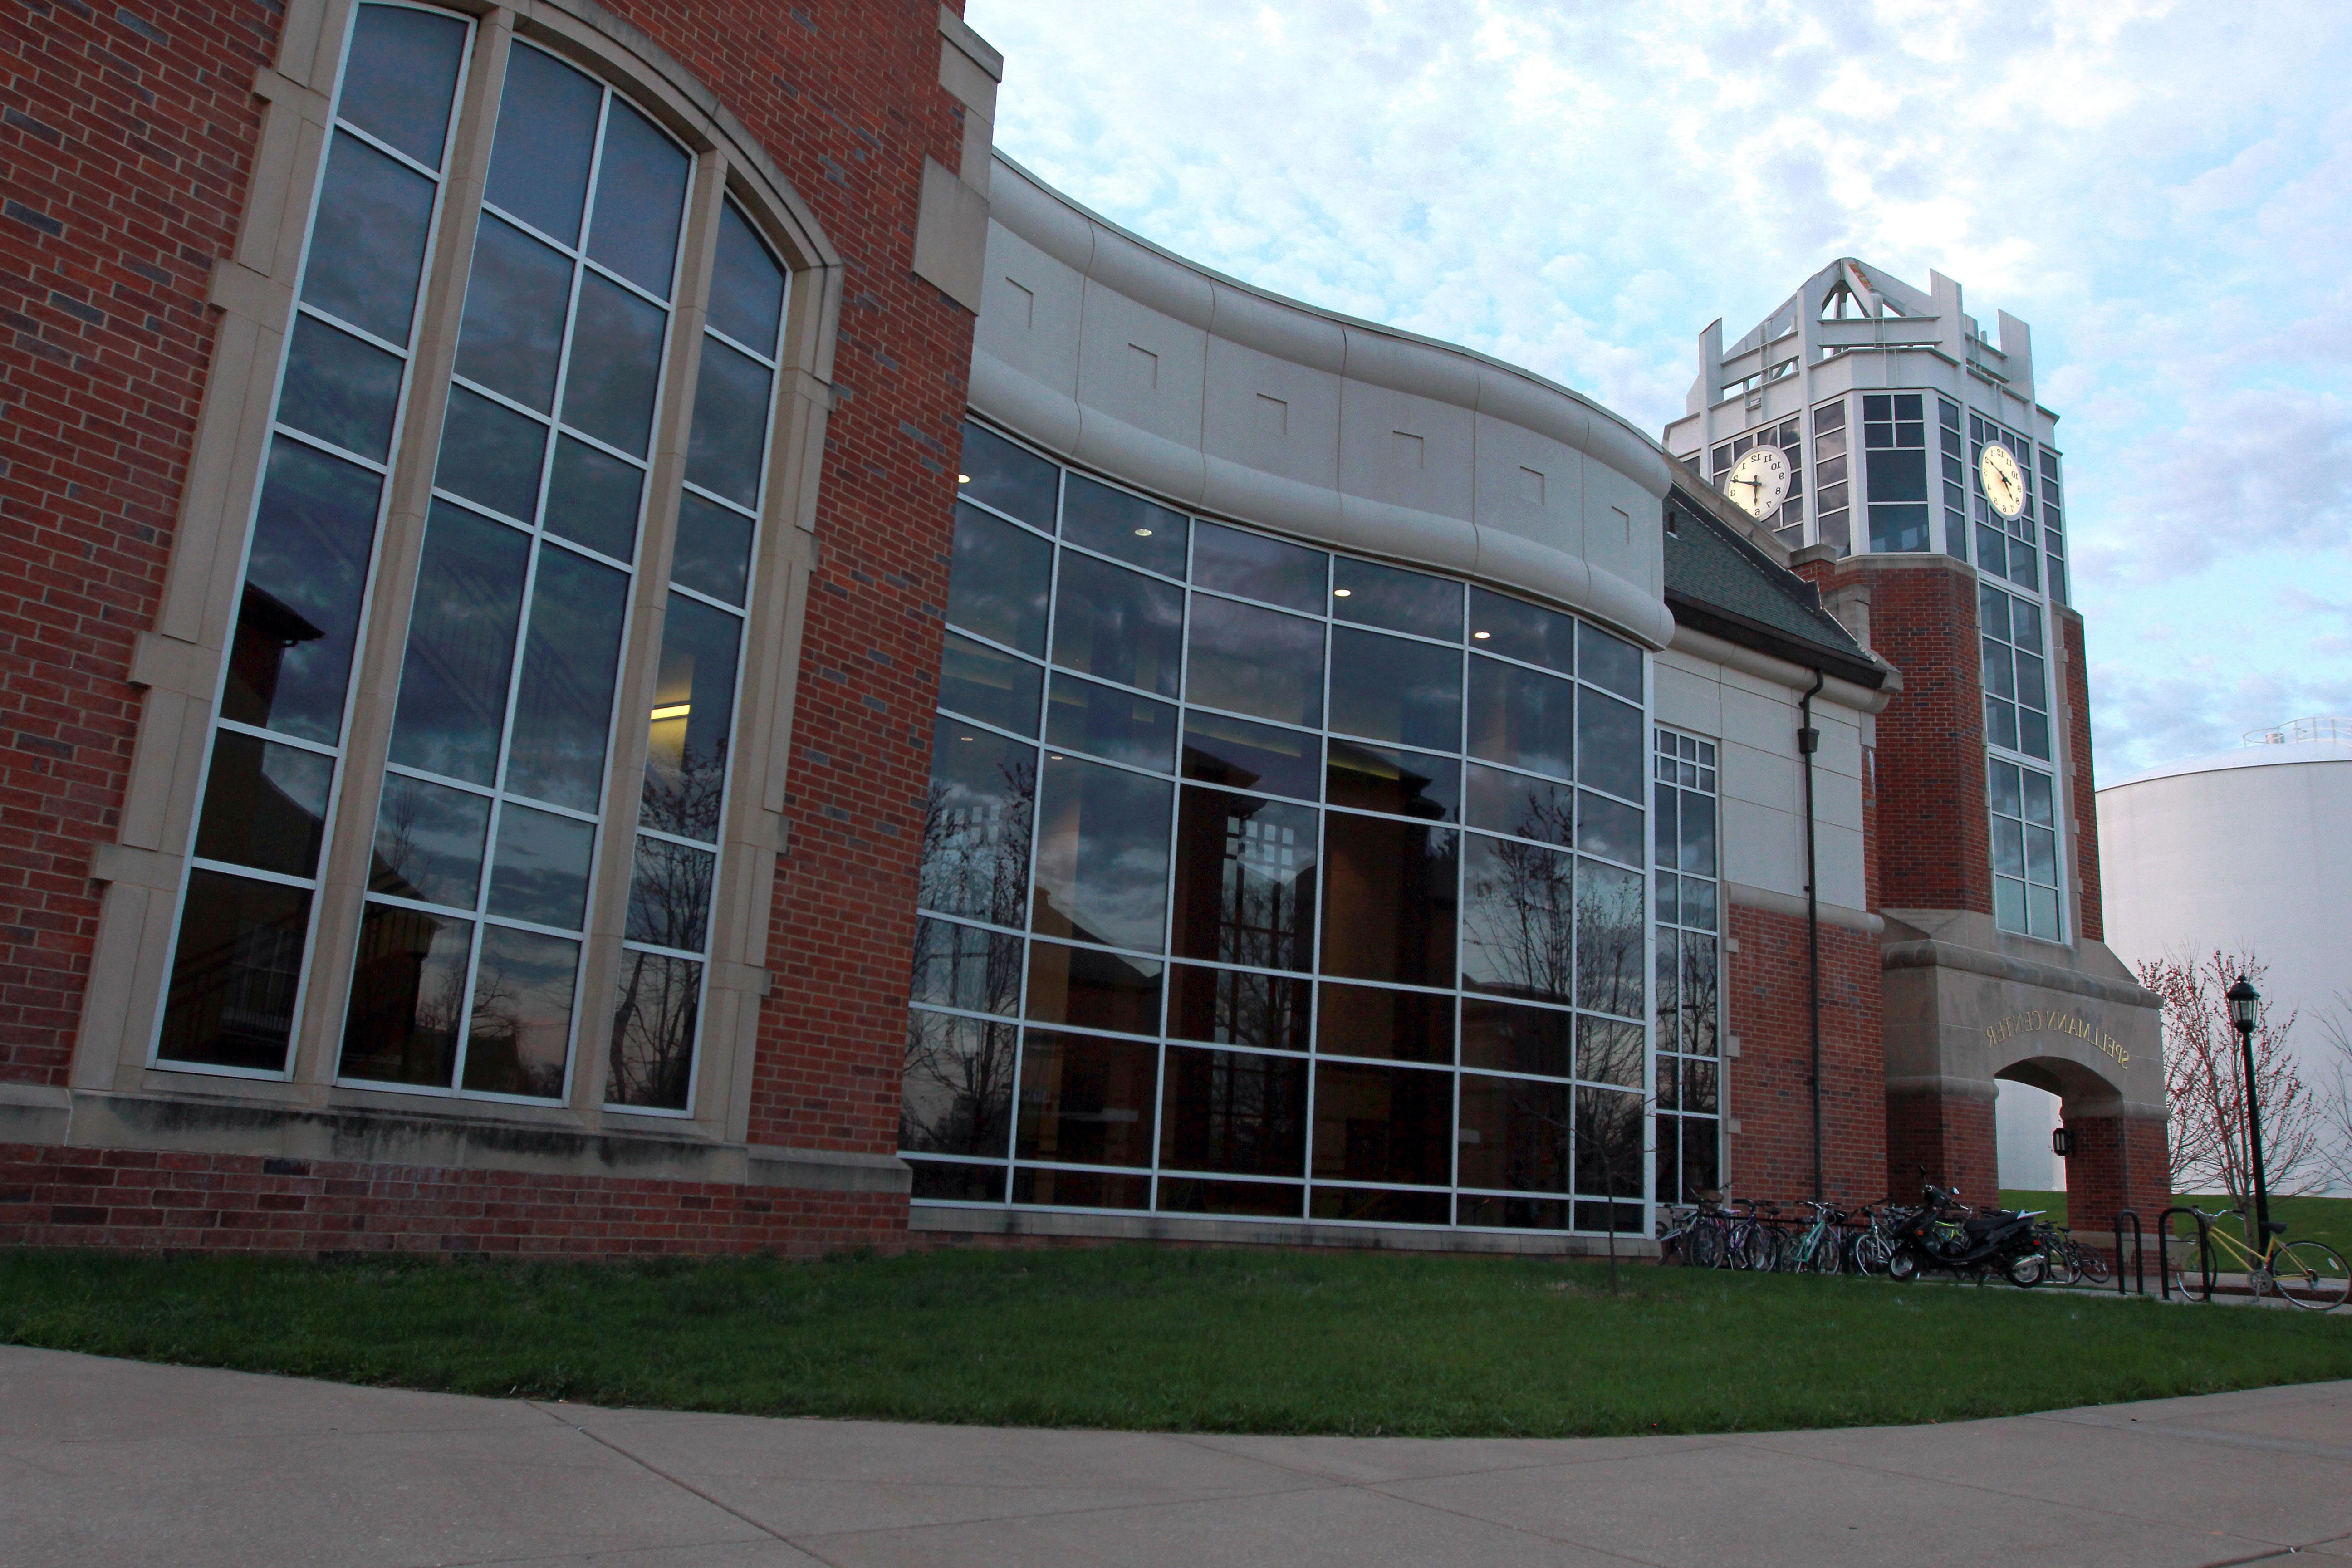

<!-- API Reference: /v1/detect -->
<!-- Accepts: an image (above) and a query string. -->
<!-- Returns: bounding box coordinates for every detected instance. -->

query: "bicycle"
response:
[1657,1204,1725,1269]
[2167,1205,2349,1312]
[1784,1200,1846,1274]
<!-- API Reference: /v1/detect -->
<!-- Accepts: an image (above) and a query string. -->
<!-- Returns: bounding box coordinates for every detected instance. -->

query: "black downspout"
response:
[1799,670,1826,1204]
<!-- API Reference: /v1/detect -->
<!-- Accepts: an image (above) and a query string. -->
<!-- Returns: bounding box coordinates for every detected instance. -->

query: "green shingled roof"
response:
[1662,488,1881,685]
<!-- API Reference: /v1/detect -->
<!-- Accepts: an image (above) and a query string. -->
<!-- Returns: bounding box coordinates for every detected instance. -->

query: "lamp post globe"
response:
[2224,976,2272,1242]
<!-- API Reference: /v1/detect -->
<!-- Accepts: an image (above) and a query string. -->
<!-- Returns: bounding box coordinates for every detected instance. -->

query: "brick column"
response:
[2061,1112,2170,1234]
[1885,1087,1998,1207]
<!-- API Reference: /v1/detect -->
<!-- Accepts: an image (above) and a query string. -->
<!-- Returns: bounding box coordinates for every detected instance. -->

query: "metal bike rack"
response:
[2112,1210,2144,1296]
[2155,1206,2214,1302]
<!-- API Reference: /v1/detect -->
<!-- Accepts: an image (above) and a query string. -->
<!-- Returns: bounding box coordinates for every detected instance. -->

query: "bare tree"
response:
[2140,951,2328,1199]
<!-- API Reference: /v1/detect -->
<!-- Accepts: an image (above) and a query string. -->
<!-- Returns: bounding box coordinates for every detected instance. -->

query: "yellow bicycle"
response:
[2167,1206,2348,1312]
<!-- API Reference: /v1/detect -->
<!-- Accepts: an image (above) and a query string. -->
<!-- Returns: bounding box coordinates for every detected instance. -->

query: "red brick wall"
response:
[1,0,976,1161]
[1885,1089,1997,1208]
[2061,1114,2168,1236]
[0,1141,908,1256]
[1724,903,1886,1205]
[2057,609,2105,943]
[0,0,282,1085]
[1798,557,1991,916]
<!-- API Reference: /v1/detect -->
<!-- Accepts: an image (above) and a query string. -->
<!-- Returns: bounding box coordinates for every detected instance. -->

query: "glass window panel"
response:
[1993,875,2026,933]
[1576,858,1644,1018]
[1318,814,1456,988]
[1458,997,1573,1077]
[1185,594,1323,727]
[2013,598,2044,653]
[1677,791,1716,879]
[561,272,667,457]
[1167,963,1310,1053]
[192,731,333,879]
[640,592,742,841]
[1466,589,1574,675]
[1030,753,1172,954]
[370,774,491,907]
[485,804,595,929]
[1579,1014,1644,1087]
[1023,939,1163,1037]
[1045,673,1171,771]
[2022,769,2055,827]
[1652,781,1679,872]
[1061,473,1186,577]
[706,201,784,353]
[1976,524,2006,576]
[957,423,1058,528]
[1314,1186,1450,1224]
[222,438,384,744]
[1051,552,1183,696]
[626,833,715,953]
[911,918,1022,1016]
[2016,652,2047,710]
[1654,867,1677,926]
[338,4,466,167]
[1333,557,1461,640]
[1577,688,1644,801]
[584,101,689,298]
[454,214,572,413]
[1310,1061,1451,1187]
[943,632,1044,736]
[1160,1046,1308,1176]
[1574,1087,1643,1197]
[946,502,1050,656]
[1316,980,1451,1064]
[2028,883,2060,939]
[1654,926,1680,1052]
[1013,1166,1149,1209]
[279,314,402,463]
[434,385,548,521]
[1656,1051,1679,1111]
[1170,787,1318,972]
[1328,627,1460,751]
[157,870,312,1072]
[669,491,753,607]
[1466,656,1574,781]
[2019,708,2051,760]
[920,717,1036,928]
[1181,711,1318,800]
[1191,521,1325,611]
[1987,699,2019,752]
[2025,825,2058,884]
[1159,1176,1303,1217]
[1988,760,2023,817]
[1679,1117,1720,1203]
[543,435,642,562]
[504,544,628,812]
[459,925,577,1097]
[893,1011,1016,1161]
[1982,642,2015,700]
[386,501,529,784]
[338,900,472,1087]
[1324,740,1456,821]
[1014,1029,1157,1167]
[484,44,601,247]
[1456,1075,1572,1193]
[1683,1058,1719,1115]
[682,338,772,509]
[1575,622,1642,700]
[1992,816,2025,877]
[1677,940,1719,1055]
[1576,789,1643,867]
[607,950,700,1109]
[1460,831,1574,1005]
[1457,1192,1570,1230]
[1464,764,1573,848]
[301,134,436,344]
[1682,875,1718,932]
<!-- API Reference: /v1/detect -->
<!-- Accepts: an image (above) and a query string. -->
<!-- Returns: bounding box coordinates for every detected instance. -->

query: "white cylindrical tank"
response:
[2096,719,2352,1191]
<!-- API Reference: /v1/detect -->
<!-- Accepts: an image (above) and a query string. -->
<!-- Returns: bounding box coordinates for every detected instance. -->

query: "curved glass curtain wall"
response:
[154,4,791,1109]
[904,421,1655,1234]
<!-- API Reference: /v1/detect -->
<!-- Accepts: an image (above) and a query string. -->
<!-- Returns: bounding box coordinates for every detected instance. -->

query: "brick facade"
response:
[1724,903,1886,1205]
[1885,1088,1998,1208]
[2057,608,2106,943]
[0,1141,905,1256]
[2060,1114,2169,1237]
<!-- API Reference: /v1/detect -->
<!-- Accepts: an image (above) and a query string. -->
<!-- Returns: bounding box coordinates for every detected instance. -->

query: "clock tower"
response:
[1663,260,2168,1232]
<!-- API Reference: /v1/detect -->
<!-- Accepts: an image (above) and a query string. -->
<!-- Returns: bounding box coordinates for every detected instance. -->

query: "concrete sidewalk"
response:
[1,1347,2346,1568]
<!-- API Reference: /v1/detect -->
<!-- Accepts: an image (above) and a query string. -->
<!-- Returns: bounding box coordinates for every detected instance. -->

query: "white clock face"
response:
[1725,444,1792,520]
[1980,443,2027,519]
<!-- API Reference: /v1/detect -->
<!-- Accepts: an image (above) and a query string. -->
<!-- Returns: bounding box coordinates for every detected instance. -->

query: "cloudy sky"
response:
[963,0,2352,778]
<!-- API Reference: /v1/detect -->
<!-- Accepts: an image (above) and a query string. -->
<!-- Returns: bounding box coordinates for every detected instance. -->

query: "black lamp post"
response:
[2224,975,2271,1241]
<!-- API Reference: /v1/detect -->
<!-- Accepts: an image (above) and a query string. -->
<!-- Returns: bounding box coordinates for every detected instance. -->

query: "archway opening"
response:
[1994,1080,2064,1195]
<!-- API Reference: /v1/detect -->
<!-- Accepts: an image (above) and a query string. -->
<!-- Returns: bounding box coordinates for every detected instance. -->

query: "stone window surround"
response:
[72,0,847,1153]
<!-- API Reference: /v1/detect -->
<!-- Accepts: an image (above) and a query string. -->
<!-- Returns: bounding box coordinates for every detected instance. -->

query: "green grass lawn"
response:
[2002,1191,2352,1266]
[4,1245,2348,1438]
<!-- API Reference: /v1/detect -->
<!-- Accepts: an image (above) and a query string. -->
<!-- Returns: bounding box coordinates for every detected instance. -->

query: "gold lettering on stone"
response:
[1982,1009,2128,1066]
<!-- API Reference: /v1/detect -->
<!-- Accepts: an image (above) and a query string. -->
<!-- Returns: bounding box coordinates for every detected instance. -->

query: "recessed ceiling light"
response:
[1472,630,1491,640]
[957,473,971,484]
[1134,528,1153,537]
[1332,588,1352,598]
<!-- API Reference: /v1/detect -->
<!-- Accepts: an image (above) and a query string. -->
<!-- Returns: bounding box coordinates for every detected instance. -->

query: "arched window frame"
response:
[77,0,843,1147]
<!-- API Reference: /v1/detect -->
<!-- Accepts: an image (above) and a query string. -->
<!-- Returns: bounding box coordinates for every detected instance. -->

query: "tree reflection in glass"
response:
[1460,832,1574,1005]
[900,1009,1015,1156]
[1171,787,1316,973]
[1576,858,1645,1019]
[920,719,1036,930]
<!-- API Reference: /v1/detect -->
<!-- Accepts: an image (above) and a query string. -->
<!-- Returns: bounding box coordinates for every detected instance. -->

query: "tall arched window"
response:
[146,0,801,1118]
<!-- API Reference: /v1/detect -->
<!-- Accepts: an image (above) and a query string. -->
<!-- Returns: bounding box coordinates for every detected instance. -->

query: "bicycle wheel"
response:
[2168,1229,2215,1303]
[2074,1243,2111,1285]
[1742,1224,1777,1273]
[1855,1234,1892,1275]
[2270,1241,2351,1312]
[1691,1223,1724,1269]
[1815,1230,1844,1275]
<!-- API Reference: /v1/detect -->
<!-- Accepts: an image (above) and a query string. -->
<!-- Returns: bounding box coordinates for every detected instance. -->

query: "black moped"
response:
[1885,1181,2048,1287]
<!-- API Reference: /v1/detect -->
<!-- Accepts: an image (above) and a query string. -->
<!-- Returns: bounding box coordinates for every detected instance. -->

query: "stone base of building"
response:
[911,1203,1660,1258]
